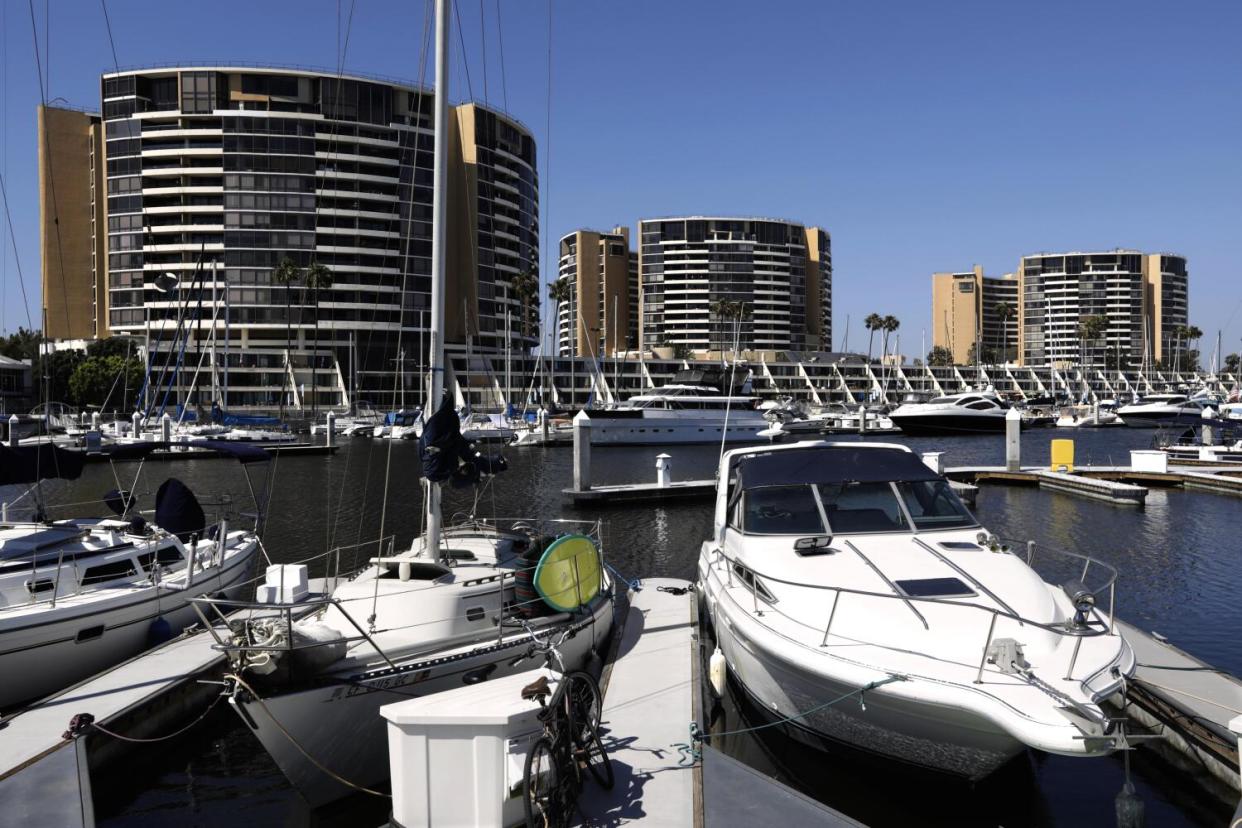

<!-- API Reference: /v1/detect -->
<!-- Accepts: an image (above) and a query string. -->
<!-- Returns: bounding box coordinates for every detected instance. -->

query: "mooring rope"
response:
[64,693,224,744]
[674,674,907,766]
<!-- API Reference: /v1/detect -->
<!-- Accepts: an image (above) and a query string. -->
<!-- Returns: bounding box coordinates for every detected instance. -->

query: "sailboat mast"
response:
[423,0,451,554]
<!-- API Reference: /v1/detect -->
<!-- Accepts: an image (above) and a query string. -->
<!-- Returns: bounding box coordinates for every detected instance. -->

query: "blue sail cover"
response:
[0,444,86,485]
[211,402,282,428]
[418,394,507,486]
[155,478,206,542]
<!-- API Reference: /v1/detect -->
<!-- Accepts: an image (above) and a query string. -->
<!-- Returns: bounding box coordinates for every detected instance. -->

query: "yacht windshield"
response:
[896,480,976,529]
[818,482,908,533]
[742,486,825,535]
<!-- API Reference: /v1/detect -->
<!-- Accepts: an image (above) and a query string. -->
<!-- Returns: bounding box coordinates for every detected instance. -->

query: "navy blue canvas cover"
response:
[154,478,206,542]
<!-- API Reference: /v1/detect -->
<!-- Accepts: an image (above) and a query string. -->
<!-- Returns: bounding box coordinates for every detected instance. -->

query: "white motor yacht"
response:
[1055,403,1120,428]
[585,367,767,445]
[698,441,1134,779]
[1116,393,1215,428]
[0,441,264,709]
[887,390,1016,436]
[460,412,517,443]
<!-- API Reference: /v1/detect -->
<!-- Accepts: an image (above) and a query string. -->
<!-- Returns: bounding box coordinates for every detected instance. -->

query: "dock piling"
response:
[132,410,142,437]
[7,414,17,447]
[573,410,592,492]
[922,451,945,475]
[1005,408,1021,471]
[539,408,548,442]
[161,413,172,443]
[656,454,671,488]
[91,412,100,431]
[326,412,335,448]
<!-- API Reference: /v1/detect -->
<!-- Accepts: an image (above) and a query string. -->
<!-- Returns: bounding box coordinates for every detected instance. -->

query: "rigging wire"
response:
[478,0,488,104]
[0,174,34,330]
[541,0,553,350]
[494,0,508,112]
[98,0,120,72]
[453,0,475,101]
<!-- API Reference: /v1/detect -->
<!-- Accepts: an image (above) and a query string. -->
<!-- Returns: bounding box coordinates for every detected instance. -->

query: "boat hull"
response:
[231,598,614,806]
[1117,411,1207,429]
[886,413,1013,436]
[708,602,1022,779]
[0,542,256,709]
[586,415,770,445]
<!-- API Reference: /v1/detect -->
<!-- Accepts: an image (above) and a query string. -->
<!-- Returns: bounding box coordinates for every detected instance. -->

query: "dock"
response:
[565,479,716,506]
[1118,620,1242,796]
[85,442,339,463]
[947,462,1242,505]
[0,627,229,828]
[578,578,860,826]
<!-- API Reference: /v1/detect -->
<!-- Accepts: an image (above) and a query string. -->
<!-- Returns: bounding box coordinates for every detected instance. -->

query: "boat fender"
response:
[399,561,412,582]
[147,616,175,647]
[708,647,727,698]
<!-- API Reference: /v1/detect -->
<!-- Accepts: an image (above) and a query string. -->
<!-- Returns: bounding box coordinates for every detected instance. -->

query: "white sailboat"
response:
[207,2,614,806]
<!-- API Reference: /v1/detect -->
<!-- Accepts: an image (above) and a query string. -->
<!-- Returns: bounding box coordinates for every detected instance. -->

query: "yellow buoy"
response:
[533,534,603,612]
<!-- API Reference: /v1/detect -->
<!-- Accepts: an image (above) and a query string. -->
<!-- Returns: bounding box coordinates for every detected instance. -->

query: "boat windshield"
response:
[739,479,976,535]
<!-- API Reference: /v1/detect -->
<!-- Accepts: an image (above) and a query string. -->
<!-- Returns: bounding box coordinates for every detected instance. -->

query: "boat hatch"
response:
[894,577,976,598]
[938,541,983,551]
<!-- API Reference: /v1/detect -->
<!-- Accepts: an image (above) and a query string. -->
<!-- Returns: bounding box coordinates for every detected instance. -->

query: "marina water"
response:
[11,429,1233,826]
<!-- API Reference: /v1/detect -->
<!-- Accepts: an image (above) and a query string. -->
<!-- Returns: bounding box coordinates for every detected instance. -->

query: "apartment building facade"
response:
[637,217,832,354]
[931,266,1019,364]
[555,227,637,357]
[1018,251,1188,368]
[40,65,539,409]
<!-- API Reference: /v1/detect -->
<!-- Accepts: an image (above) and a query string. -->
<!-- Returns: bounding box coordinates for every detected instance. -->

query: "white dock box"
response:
[381,668,553,828]
[258,564,309,603]
[1130,450,1168,474]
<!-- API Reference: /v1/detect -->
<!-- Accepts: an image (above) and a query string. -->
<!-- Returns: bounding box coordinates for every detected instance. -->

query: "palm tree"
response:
[547,277,571,353]
[993,301,1015,364]
[710,299,750,354]
[880,315,900,361]
[864,313,883,363]
[1077,315,1107,372]
[1185,325,1203,373]
[271,256,302,419]
[508,267,540,341]
[303,260,334,416]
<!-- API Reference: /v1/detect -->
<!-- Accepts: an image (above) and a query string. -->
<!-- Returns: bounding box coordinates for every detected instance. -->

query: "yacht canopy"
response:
[736,446,939,489]
[0,444,86,484]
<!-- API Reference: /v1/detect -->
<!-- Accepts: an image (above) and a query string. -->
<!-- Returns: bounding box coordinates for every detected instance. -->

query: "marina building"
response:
[931,267,1019,364]
[39,65,540,409]
[555,227,637,357]
[637,217,831,355]
[1018,251,1188,368]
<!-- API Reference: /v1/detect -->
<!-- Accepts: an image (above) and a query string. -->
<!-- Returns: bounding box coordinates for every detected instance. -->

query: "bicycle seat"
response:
[521,675,552,702]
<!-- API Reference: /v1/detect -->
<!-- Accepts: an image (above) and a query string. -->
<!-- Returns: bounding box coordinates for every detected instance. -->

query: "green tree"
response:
[34,349,85,404]
[271,256,302,418]
[880,315,900,361]
[303,260,334,415]
[547,277,571,353]
[0,327,40,361]
[1225,353,1240,375]
[1077,315,1108,370]
[709,299,750,353]
[993,301,1015,363]
[68,355,145,410]
[926,346,954,367]
[506,266,540,343]
[864,313,883,362]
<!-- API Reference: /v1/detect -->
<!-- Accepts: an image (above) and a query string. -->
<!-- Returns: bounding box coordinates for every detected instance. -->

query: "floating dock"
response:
[0,627,229,828]
[577,578,861,826]
[946,463,1242,506]
[1118,620,1242,796]
[85,442,339,462]
[565,480,716,506]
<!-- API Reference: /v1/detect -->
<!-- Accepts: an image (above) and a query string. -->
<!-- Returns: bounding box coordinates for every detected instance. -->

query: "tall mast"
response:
[425,0,450,555]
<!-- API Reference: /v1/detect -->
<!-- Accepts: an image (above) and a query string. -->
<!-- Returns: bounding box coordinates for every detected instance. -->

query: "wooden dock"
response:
[946,462,1242,506]
[565,480,716,506]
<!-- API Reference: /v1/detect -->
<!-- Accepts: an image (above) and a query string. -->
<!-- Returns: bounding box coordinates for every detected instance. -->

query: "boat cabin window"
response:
[896,480,977,530]
[965,400,997,411]
[819,482,908,533]
[137,547,184,570]
[81,558,139,585]
[741,486,825,535]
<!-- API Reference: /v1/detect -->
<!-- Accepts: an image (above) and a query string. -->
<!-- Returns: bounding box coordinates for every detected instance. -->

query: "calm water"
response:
[12,428,1237,826]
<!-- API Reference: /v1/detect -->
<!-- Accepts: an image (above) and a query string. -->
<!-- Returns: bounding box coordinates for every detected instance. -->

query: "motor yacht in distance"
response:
[887,390,1016,436]
[697,441,1135,779]
[584,367,768,445]
[1115,393,1216,428]
[0,441,263,709]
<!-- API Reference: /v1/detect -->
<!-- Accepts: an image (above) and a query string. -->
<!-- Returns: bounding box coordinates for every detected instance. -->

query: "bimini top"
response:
[736,445,940,490]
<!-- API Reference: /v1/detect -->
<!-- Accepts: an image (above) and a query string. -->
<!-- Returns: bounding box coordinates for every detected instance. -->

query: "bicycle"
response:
[511,623,613,828]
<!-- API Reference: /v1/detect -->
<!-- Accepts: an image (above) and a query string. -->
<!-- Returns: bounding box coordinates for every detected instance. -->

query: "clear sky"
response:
[2,0,1240,358]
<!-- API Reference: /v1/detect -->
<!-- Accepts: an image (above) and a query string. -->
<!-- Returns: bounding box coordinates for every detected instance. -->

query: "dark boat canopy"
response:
[735,446,940,490]
[0,444,86,485]
[101,440,270,463]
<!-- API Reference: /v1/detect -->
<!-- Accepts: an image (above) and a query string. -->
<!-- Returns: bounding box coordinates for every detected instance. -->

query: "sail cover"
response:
[154,478,207,542]
[418,393,508,485]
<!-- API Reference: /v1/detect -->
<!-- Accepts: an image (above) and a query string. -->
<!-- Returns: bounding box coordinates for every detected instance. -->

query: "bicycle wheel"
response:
[578,724,614,790]
[564,670,602,746]
[524,736,565,828]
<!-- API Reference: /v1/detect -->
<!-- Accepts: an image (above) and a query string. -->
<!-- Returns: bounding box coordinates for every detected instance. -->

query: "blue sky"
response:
[2,0,1240,357]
